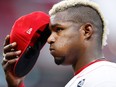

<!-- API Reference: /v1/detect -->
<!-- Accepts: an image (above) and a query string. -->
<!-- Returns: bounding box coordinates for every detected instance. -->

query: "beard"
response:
[54,56,65,65]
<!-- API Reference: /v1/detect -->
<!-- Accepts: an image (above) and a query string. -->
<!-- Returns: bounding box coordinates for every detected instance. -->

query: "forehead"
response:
[49,10,81,28]
[50,12,68,26]
[49,11,81,29]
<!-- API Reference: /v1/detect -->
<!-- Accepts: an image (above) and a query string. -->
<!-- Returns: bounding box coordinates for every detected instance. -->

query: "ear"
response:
[81,23,93,40]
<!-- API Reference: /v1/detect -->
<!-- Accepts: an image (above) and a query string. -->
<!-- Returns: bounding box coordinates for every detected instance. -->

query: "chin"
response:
[54,56,65,65]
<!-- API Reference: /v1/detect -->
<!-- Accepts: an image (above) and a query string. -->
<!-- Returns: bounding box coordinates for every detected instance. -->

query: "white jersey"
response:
[65,60,116,87]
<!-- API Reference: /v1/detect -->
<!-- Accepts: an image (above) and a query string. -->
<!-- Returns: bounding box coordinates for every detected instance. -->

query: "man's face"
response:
[47,12,84,65]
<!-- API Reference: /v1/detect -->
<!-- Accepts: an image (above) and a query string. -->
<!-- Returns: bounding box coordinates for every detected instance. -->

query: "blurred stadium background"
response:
[0,0,116,87]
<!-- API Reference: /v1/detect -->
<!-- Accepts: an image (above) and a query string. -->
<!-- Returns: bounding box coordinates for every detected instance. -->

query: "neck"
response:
[72,45,104,73]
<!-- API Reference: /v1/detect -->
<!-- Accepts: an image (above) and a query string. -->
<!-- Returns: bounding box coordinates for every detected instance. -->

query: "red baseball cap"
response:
[10,11,50,77]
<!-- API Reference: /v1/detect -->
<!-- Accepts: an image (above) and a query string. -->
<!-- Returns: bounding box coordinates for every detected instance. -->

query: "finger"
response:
[2,50,21,66]
[5,50,21,60]
[3,35,10,47]
[1,57,8,66]
[4,42,17,54]
[3,58,18,73]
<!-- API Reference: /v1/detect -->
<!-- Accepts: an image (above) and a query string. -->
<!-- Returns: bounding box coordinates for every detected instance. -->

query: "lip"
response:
[49,48,55,55]
[49,48,55,52]
[49,45,55,51]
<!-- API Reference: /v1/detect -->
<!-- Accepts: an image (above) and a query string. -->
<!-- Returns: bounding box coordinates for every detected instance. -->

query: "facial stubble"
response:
[54,56,65,65]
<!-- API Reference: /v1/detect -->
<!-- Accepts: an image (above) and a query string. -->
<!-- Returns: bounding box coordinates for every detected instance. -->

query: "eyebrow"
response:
[51,23,62,29]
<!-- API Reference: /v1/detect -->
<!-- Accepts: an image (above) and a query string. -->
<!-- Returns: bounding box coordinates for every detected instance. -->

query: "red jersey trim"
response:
[74,59,106,76]
[18,82,25,87]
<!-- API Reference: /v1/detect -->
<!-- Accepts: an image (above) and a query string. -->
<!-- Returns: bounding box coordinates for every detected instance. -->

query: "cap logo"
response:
[26,28,33,34]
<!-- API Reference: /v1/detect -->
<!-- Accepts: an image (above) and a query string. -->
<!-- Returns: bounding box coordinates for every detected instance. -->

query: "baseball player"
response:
[2,0,116,87]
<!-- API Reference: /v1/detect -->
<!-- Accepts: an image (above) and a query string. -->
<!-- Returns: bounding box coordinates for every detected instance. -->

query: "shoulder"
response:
[84,61,116,87]
[85,61,116,79]
[65,61,116,87]
[82,61,116,75]
[89,61,116,75]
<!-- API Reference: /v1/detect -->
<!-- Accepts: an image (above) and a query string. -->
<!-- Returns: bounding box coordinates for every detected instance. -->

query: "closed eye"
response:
[55,27,64,33]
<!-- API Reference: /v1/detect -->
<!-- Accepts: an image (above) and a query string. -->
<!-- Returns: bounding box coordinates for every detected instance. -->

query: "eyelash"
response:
[55,27,63,33]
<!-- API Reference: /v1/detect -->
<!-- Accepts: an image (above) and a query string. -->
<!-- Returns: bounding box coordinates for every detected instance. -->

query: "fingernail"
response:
[15,58,19,61]
[5,35,10,39]
[16,50,21,54]
[6,35,10,38]
[12,42,16,46]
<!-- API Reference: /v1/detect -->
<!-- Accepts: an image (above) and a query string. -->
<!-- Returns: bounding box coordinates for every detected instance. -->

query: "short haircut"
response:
[49,0,109,47]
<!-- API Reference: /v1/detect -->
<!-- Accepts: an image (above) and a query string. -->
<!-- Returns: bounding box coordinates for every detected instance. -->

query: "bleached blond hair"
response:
[49,0,109,47]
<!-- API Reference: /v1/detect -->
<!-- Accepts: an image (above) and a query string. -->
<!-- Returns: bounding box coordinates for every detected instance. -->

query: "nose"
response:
[47,33,56,44]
